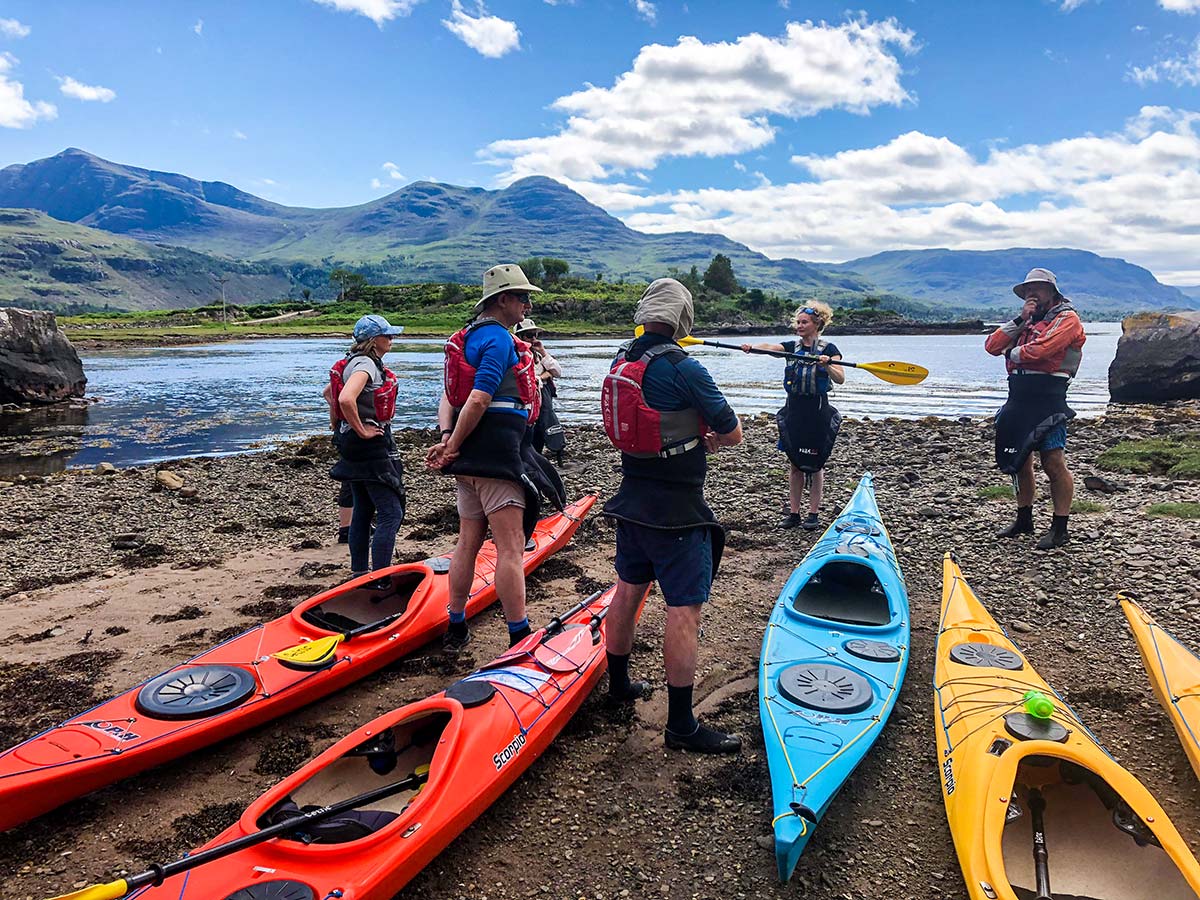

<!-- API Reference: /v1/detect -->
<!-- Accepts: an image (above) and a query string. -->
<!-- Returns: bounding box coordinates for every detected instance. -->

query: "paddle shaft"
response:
[690,335,895,371]
[545,589,604,635]
[1029,788,1053,900]
[120,772,425,894]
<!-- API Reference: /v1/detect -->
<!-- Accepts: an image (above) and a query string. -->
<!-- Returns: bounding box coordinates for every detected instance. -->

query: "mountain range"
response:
[0,148,1193,316]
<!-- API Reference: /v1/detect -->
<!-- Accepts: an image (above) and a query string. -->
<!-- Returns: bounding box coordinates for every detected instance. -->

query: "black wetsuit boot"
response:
[605,652,649,703]
[996,505,1034,538]
[1035,514,1069,550]
[664,684,740,753]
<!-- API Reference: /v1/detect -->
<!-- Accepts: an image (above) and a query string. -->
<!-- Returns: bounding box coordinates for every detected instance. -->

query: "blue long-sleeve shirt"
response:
[464,321,526,419]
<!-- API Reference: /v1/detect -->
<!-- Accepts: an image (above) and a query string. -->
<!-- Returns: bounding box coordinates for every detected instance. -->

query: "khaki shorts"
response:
[455,475,525,520]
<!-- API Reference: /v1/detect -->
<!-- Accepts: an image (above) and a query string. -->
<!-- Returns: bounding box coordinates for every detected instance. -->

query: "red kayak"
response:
[0,495,595,833]
[65,585,644,900]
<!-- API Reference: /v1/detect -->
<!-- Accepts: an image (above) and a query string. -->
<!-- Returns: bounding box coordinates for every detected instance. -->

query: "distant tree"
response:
[861,296,881,309]
[518,258,544,285]
[301,288,312,302]
[595,272,604,283]
[702,254,740,295]
[438,282,466,305]
[330,268,367,302]
[740,288,767,312]
[542,258,570,284]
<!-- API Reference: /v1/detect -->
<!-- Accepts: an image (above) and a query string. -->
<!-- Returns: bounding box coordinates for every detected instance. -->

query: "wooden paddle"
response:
[631,326,928,386]
[49,769,430,900]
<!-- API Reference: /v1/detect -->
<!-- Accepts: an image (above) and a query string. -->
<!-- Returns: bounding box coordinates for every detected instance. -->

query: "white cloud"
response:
[733,160,747,172]
[0,18,30,38]
[382,160,404,179]
[370,177,385,189]
[313,0,423,25]
[1159,0,1200,11]
[193,18,204,35]
[630,0,657,24]
[233,129,247,139]
[262,178,277,185]
[0,53,56,128]
[554,106,1200,282]
[442,1,521,58]
[484,19,916,184]
[57,76,116,103]
[1129,36,1200,85]
[1060,0,1089,10]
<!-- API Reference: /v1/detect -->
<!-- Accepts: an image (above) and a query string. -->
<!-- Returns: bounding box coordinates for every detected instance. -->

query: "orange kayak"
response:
[108,585,643,900]
[1121,595,1200,784]
[0,495,595,833]
[936,553,1200,900]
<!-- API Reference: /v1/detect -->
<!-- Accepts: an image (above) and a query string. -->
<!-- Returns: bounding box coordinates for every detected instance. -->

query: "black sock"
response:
[667,684,698,734]
[447,620,468,639]
[507,625,532,647]
[1051,514,1069,535]
[1016,506,1033,526]
[607,652,631,696]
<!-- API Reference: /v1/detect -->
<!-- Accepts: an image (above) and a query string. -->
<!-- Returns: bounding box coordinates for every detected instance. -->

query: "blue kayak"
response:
[758,472,911,881]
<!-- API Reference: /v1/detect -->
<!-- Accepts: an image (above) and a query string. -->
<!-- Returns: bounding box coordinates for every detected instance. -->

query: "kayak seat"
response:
[791,561,891,627]
[300,571,426,634]
[265,798,400,844]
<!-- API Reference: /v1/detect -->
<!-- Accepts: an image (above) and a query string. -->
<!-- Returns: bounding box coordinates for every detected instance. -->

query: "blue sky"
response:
[2,0,1199,281]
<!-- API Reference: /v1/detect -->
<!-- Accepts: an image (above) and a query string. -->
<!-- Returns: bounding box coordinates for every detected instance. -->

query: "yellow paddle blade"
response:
[47,880,129,900]
[633,325,702,346]
[272,633,345,668]
[855,361,928,385]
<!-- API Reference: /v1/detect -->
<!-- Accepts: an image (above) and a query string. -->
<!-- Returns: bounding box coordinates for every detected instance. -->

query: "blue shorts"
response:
[1037,424,1067,452]
[614,521,712,607]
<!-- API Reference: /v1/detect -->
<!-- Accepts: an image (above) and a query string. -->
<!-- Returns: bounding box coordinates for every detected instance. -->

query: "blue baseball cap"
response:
[353,314,404,341]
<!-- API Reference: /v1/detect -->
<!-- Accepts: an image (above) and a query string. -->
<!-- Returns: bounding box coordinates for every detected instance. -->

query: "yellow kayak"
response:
[936,553,1200,900]
[1121,595,1200,784]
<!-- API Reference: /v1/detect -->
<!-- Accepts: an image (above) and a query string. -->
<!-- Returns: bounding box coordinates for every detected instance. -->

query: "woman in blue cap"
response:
[329,314,407,583]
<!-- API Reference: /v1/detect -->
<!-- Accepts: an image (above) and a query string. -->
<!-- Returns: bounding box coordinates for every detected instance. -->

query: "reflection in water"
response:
[0,401,90,478]
[0,324,1122,477]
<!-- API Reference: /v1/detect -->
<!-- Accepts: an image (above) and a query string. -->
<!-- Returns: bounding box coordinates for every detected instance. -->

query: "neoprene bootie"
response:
[997,505,1034,538]
[1035,514,1069,550]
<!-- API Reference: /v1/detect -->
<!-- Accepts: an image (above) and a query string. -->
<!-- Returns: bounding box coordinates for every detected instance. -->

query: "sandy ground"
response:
[2,406,1200,900]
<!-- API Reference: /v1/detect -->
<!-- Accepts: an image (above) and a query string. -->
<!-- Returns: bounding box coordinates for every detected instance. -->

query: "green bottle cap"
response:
[1023,690,1054,720]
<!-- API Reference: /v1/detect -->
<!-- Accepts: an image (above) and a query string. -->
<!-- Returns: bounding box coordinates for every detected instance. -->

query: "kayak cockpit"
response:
[297,569,429,635]
[258,709,450,844]
[998,756,1195,900]
[790,559,892,627]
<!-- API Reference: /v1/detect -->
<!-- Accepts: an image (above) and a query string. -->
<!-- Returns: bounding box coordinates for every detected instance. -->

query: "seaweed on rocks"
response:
[0,650,122,743]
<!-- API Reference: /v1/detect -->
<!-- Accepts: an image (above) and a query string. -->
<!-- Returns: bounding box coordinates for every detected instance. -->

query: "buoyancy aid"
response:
[444,318,541,421]
[985,301,1085,377]
[783,338,831,396]
[602,343,704,458]
[330,354,399,424]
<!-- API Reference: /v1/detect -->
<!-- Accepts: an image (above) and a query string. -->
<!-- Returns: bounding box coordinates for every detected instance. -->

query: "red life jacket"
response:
[329,354,399,424]
[444,318,541,422]
[602,343,703,457]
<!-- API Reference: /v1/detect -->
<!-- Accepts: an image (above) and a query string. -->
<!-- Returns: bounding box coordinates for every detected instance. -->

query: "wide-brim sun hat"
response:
[475,264,543,312]
[514,318,543,337]
[1012,267,1059,299]
[634,277,694,341]
[353,314,404,341]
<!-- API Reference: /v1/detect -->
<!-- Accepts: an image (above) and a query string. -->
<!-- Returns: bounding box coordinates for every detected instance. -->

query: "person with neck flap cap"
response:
[599,277,745,754]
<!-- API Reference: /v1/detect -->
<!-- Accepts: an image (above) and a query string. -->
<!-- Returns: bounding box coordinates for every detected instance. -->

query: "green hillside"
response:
[0,209,295,310]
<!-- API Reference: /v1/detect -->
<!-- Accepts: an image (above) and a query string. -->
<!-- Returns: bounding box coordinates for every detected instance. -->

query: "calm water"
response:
[0,324,1121,476]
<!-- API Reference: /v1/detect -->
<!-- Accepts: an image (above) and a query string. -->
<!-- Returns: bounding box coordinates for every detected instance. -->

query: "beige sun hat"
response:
[514,318,543,337]
[475,263,543,312]
[1012,267,1059,299]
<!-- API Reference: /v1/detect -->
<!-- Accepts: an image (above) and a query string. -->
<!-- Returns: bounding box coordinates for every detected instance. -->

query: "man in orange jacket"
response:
[985,268,1086,550]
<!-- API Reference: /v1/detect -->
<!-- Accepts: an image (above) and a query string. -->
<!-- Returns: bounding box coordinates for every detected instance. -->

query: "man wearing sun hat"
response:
[426,264,558,653]
[985,267,1086,550]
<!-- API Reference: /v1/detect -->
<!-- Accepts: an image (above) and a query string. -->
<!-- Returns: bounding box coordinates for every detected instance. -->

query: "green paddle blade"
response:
[272,633,345,668]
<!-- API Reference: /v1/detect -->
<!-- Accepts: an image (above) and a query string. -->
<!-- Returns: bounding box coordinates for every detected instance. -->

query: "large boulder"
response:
[1109,312,1200,402]
[0,308,87,404]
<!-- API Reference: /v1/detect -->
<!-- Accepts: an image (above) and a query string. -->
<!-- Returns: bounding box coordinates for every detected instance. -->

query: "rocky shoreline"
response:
[2,405,1199,900]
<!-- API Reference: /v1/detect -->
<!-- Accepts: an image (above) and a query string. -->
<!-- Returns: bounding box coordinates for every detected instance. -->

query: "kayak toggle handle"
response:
[789,802,818,823]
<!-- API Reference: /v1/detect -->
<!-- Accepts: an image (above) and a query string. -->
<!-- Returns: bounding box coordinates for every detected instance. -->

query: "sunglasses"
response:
[797,307,818,317]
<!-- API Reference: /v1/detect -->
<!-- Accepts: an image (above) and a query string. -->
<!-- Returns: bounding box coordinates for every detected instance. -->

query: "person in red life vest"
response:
[329,314,407,583]
[427,264,564,653]
[321,382,355,543]
[985,268,1086,550]
[740,301,845,530]
[601,278,745,754]
[515,318,567,463]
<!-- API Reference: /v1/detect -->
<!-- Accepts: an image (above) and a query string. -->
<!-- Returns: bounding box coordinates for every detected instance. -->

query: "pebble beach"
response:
[2,403,1199,900]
